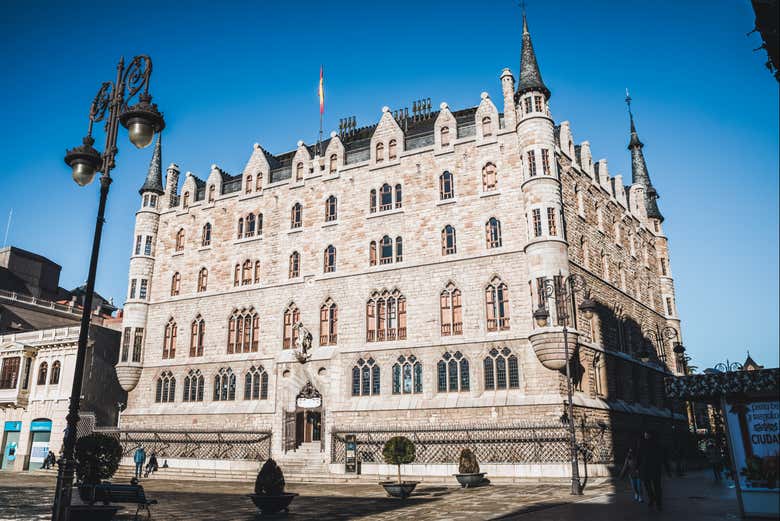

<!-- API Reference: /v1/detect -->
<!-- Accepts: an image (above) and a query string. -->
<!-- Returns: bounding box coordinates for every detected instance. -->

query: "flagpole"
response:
[318,65,324,156]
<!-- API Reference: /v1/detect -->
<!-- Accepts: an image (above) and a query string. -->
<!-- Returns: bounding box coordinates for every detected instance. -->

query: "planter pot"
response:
[249,493,298,514]
[454,472,486,488]
[529,330,579,371]
[66,505,119,521]
[379,481,419,498]
[77,485,110,505]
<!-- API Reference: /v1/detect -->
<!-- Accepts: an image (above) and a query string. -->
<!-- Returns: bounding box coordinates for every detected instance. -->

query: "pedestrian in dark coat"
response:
[638,431,664,511]
[619,448,643,502]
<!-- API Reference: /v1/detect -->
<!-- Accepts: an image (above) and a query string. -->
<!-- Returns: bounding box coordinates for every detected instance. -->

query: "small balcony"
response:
[0,387,29,409]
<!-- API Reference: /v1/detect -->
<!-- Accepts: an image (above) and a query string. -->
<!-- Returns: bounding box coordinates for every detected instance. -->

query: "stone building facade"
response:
[115,14,686,477]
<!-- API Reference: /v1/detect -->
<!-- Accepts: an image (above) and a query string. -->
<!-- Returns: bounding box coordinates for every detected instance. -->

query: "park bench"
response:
[89,483,157,520]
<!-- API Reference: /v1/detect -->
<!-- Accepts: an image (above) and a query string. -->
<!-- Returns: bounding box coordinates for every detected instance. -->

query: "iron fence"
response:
[331,422,612,465]
[91,429,272,461]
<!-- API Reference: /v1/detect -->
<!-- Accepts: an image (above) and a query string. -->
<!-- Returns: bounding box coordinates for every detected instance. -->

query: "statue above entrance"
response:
[292,321,313,363]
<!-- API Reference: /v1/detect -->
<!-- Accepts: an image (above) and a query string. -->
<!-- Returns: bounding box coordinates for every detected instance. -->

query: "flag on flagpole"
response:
[319,65,324,115]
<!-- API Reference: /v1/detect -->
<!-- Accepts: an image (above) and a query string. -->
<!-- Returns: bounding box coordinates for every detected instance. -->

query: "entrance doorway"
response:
[295,410,321,445]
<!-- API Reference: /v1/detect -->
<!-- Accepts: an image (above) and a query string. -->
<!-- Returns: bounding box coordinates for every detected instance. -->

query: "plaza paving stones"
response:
[0,471,738,521]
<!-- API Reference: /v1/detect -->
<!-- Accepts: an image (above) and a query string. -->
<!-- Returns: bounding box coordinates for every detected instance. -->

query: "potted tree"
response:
[453,448,486,487]
[379,436,418,498]
[71,433,123,521]
[248,459,298,514]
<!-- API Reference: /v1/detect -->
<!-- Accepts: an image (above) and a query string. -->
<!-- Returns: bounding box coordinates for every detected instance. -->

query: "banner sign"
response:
[726,399,780,491]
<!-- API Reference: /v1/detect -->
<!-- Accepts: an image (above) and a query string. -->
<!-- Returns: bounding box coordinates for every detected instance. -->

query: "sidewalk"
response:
[501,471,740,521]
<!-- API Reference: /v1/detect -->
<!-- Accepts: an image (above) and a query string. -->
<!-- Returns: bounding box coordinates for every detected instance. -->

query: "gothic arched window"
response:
[175,229,185,252]
[254,260,261,283]
[283,303,301,349]
[237,217,244,239]
[483,347,519,390]
[155,371,176,403]
[183,369,204,402]
[440,283,462,336]
[242,259,252,285]
[440,126,450,146]
[329,154,338,174]
[190,315,205,357]
[394,184,402,208]
[379,184,392,212]
[49,361,61,385]
[291,202,302,229]
[442,225,457,255]
[392,355,422,394]
[324,245,336,273]
[245,175,253,193]
[485,277,510,331]
[288,251,300,278]
[295,162,304,181]
[440,171,454,200]
[369,189,377,214]
[37,362,48,385]
[208,184,216,202]
[388,139,397,160]
[351,357,379,396]
[369,241,377,266]
[246,213,256,237]
[228,308,259,354]
[325,195,337,222]
[486,217,502,248]
[163,318,177,359]
[482,116,492,137]
[437,351,469,392]
[366,289,406,342]
[197,267,208,292]
[379,236,393,264]
[213,367,236,401]
[171,272,181,296]
[375,142,384,163]
[482,163,497,192]
[202,223,212,247]
[244,366,269,400]
[319,298,338,346]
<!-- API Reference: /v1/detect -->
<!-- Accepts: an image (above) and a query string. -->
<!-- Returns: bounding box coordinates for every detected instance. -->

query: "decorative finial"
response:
[520,0,528,34]
[625,88,633,114]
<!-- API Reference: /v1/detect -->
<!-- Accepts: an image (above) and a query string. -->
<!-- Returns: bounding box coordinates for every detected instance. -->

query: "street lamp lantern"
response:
[533,305,549,327]
[119,93,165,149]
[64,136,102,186]
[638,348,651,363]
[578,294,596,320]
[53,55,164,521]
[673,342,685,355]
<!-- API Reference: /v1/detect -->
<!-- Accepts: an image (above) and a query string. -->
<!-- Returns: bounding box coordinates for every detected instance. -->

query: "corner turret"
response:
[626,92,663,222]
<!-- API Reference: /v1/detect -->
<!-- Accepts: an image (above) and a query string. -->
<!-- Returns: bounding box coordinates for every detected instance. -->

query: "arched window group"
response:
[483,347,519,390]
[439,171,454,200]
[437,351,469,392]
[283,303,301,349]
[324,245,336,273]
[213,367,236,401]
[319,299,338,345]
[325,195,338,222]
[291,203,302,229]
[183,369,204,402]
[366,289,407,342]
[197,267,208,292]
[442,225,457,255]
[485,277,510,331]
[392,355,422,394]
[351,357,380,396]
[237,212,262,239]
[440,283,462,336]
[234,260,260,286]
[482,163,497,192]
[190,315,205,357]
[155,371,176,403]
[163,318,177,359]
[228,308,259,354]
[244,366,269,400]
[486,218,502,248]
[369,236,403,266]
[369,184,402,213]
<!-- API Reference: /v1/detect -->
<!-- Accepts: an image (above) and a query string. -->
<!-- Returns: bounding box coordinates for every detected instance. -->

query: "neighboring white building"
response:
[114,13,686,479]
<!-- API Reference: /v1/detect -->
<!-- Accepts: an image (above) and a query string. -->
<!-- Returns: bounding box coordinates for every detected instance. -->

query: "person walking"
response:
[133,446,146,479]
[638,431,664,511]
[619,447,643,502]
[144,451,159,478]
[706,441,723,481]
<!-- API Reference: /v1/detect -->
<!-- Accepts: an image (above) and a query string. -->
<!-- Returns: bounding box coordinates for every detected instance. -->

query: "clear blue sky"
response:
[1,1,777,370]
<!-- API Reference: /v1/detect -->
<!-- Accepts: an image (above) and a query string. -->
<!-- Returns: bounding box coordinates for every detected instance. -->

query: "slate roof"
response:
[516,13,550,99]
[139,135,164,195]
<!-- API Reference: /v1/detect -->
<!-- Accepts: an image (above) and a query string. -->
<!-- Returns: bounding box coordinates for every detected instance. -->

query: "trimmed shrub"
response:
[382,436,416,483]
[458,448,480,474]
[74,433,122,485]
[255,458,286,496]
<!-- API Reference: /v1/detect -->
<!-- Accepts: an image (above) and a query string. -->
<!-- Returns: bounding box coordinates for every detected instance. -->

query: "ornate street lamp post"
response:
[532,272,596,496]
[639,325,682,367]
[54,56,164,521]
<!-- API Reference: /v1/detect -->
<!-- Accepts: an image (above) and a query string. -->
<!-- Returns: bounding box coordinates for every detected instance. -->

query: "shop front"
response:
[1,421,21,470]
[27,419,52,470]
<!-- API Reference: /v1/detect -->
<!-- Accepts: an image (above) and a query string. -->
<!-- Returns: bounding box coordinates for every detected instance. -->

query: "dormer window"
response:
[329,154,338,174]
[440,126,450,146]
[256,173,263,190]
[208,185,215,203]
[295,162,304,181]
[245,175,252,194]
[182,191,190,209]
[482,116,492,137]
[375,142,384,163]
[388,139,397,160]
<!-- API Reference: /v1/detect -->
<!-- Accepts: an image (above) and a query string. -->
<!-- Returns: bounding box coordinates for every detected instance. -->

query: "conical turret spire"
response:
[625,91,663,222]
[516,11,550,99]
[139,134,164,195]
